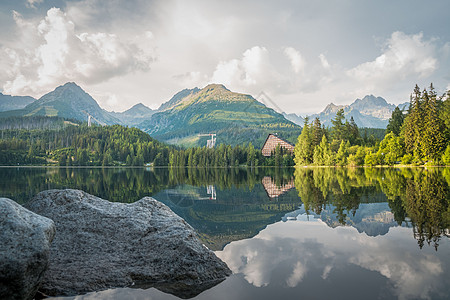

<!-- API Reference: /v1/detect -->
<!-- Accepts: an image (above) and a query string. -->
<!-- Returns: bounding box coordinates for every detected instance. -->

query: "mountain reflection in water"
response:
[1,166,449,299]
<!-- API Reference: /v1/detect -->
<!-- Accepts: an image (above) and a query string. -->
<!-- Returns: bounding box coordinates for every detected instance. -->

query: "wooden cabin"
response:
[261,134,295,157]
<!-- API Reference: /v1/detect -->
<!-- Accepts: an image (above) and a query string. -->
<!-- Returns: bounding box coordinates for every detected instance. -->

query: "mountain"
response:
[0,82,120,125]
[158,88,200,111]
[282,112,304,126]
[111,103,155,126]
[0,93,36,112]
[138,84,301,147]
[310,95,397,128]
[398,102,409,111]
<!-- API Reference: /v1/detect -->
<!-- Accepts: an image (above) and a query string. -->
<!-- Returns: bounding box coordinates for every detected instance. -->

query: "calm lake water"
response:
[2,167,449,300]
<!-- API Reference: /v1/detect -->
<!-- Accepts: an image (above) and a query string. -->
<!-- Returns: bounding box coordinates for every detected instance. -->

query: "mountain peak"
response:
[130,103,148,109]
[203,83,229,91]
[158,87,200,111]
[322,103,346,114]
[123,102,153,115]
[350,95,394,120]
[355,95,389,106]
[60,82,83,90]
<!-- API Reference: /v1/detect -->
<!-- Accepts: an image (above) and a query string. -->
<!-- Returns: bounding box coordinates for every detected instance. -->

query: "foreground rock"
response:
[26,189,231,298]
[0,198,55,300]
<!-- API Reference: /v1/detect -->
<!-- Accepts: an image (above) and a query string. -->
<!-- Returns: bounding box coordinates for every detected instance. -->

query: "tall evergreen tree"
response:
[294,117,313,165]
[422,86,446,161]
[311,117,324,147]
[347,116,360,145]
[386,106,405,136]
[331,109,346,142]
[403,85,422,157]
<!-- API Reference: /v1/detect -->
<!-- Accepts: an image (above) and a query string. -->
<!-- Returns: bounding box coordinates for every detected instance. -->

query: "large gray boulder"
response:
[26,189,231,298]
[0,198,55,300]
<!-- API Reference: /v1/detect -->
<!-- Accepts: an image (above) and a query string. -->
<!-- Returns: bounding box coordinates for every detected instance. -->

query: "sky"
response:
[0,0,449,115]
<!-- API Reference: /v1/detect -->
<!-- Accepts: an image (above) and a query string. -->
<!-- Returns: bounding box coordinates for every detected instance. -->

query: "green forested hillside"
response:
[0,122,294,167]
[138,84,301,148]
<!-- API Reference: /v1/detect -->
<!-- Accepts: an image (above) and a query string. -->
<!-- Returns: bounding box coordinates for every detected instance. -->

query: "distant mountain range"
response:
[0,82,120,125]
[286,95,408,128]
[0,93,36,112]
[110,103,155,126]
[0,82,409,146]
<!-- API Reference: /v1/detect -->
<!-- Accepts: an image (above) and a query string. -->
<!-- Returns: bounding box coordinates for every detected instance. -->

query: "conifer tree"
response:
[294,117,313,165]
[311,117,324,146]
[386,106,405,136]
[335,140,349,166]
[422,85,446,161]
[403,85,422,157]
[331,109,346,142]
[347,116,360,144]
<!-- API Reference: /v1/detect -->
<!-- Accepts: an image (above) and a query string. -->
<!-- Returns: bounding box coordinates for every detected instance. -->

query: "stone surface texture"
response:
[26,189,231,298]
[0,197,55,300]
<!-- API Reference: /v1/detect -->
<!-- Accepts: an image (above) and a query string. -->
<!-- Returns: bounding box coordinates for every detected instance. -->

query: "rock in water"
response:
[26,189,231,298]
[0,198,55,300]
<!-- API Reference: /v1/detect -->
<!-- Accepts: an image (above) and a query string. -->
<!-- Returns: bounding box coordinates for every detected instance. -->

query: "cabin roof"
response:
[262,133,294,148]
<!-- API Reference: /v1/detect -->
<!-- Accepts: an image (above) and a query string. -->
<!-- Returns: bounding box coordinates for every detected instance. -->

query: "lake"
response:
[1,166,449,300]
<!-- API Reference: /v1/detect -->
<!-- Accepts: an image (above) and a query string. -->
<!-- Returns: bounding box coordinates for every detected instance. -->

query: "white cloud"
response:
[348,32,437,84]
[26,0,43,9]
[1,7,155,97]
[319,53,330,69]
[1,1,448,114]
[284,47,305,74]
[211,46,276,88]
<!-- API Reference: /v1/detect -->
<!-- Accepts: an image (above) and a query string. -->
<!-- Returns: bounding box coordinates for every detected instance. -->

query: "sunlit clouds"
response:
[0,0,449,112]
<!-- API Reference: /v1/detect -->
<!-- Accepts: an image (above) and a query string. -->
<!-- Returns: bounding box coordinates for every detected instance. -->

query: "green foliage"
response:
[364,151,382,166]
[313,135,333,166]
[401,153,413,165]
[294,118,313,165]
[331,109,346,143]
[402,84,448,163]
[377,132,404,165]
[0,123,294,167]
[335,140,350,166]
[0,124,171,166]
[347,146,365,167]
[293,84,449,167]
[443,145,450,165]
[386,106,405,136]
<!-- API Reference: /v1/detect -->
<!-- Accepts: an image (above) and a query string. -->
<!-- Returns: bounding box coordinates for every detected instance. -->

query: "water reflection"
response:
[294,167,450,250]
[1,167,449,251]
[3,166,449,299]
[261,176,295,198]
[216,218,450,300]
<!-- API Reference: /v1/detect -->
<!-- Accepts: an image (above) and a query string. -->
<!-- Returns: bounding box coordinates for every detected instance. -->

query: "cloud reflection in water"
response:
[216,217,449,300]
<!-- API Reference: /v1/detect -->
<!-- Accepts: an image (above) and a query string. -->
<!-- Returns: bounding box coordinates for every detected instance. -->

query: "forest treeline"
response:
[294,84,450,166]
[0,124,294,167]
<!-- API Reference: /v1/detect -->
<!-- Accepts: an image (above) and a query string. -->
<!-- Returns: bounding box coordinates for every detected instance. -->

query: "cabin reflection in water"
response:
[261,176,295,199]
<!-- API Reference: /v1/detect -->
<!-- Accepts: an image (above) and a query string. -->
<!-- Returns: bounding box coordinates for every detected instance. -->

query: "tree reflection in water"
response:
[1,166,448,250]
[293,167,450,249]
